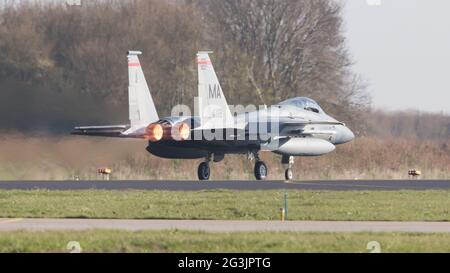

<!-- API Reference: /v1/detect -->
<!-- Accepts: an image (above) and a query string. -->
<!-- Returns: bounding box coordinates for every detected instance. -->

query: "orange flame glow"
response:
[176,123,190,141]
[146,123,163,142]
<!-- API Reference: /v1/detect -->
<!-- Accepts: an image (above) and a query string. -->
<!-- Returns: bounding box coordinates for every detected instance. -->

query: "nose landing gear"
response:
[282,155,295,181]
[285,168,293,181]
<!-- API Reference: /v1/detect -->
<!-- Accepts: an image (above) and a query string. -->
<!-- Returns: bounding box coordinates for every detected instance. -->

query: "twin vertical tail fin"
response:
[127,51,159,128]
[127,51,232,131]
[197,52,234,129]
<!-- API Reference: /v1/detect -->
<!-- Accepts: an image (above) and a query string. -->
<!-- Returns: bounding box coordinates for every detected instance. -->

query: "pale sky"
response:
[343,0,450,113]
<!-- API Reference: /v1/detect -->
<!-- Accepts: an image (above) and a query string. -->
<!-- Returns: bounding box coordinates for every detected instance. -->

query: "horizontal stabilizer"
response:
[71,125,130,137]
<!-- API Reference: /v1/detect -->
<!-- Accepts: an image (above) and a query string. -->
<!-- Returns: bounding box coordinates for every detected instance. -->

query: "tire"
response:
[285,168,293,181]
[254,161,268,180]
[197,162,210,181]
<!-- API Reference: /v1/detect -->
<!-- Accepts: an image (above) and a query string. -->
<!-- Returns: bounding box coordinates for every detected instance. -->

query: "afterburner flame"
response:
[146,123,163,142]
[176,122,190,141]
[146,122,190,142]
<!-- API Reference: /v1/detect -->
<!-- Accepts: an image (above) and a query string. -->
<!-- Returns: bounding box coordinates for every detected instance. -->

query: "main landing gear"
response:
[196,153,294,181]
[282,155,295,181]
[197,153,225,180]
[248,152,268,180]
[197,161,211,181]
[254,161,268,180]
[198,154,212,181]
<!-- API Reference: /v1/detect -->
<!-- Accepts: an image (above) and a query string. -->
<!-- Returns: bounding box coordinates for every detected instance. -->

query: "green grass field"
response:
[1,189,450,221]
[2,190,450,253]
[2,230,450,252]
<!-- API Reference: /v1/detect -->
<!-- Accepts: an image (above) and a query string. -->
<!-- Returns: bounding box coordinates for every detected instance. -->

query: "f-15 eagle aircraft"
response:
[72,51,354,181]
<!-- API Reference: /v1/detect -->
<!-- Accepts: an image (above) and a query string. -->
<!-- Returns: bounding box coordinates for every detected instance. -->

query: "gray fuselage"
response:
[146,97,354,159]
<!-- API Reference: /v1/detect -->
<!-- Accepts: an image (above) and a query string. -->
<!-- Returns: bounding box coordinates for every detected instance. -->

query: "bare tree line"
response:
[367,110,450,140]
[0,0,201,112]
[1,0,446,140]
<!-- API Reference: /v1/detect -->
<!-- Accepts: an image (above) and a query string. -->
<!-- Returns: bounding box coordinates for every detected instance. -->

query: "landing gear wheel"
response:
[198,162,210,181]
[285,168,293,181]
[254,161,268,180]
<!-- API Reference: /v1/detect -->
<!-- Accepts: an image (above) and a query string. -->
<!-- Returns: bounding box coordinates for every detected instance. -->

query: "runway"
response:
[1,218,450,233]
[0,180,449,191]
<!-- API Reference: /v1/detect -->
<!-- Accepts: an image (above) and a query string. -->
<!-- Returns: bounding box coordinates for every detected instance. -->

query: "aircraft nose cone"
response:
[336,126,355,144]
[347,128,355,142]
[343,126,355,143]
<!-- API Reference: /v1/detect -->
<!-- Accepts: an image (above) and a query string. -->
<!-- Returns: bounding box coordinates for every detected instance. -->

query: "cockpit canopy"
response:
[278,97,324,114]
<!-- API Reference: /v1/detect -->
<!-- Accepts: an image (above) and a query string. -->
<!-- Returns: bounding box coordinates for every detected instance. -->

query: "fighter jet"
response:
[72,51,354,181]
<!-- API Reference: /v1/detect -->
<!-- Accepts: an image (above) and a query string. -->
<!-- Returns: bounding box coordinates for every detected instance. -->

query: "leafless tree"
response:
[1,0,371,132]
[200,0,370,125]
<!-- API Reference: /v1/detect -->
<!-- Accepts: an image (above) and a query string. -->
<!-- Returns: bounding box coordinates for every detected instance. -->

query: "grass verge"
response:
[1,230,450,252]
[1,189,450,221]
